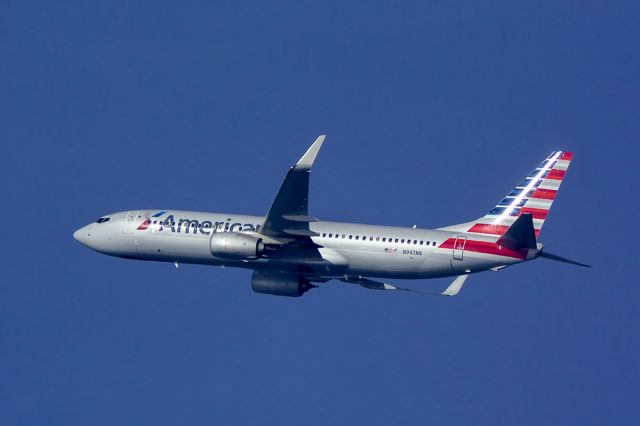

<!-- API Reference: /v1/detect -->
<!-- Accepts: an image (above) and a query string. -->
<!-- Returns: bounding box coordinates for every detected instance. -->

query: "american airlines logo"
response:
[137,213,261,235]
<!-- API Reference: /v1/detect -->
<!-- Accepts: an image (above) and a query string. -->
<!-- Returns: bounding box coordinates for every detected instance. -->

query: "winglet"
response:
[441,275,468,296]
[260,135,326,238]
[295,135,326,170]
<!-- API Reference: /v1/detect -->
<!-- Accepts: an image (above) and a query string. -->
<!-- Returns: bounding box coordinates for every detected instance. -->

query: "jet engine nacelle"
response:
[251,271,316,297]
[210,232,265,259]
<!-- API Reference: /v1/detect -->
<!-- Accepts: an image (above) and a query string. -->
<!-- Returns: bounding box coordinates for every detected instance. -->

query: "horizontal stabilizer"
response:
[497,213,537,250]
[539,251,591,267]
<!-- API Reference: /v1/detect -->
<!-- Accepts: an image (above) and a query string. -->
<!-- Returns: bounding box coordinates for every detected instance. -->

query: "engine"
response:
[251,271,317,297]
[210,232,265,259]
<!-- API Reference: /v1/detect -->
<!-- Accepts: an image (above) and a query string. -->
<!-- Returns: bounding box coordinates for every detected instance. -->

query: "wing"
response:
[260,135,325,240]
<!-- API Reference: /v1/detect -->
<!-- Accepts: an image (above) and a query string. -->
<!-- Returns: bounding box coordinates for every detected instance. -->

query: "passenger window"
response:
[342,234,346,239]
[349,235,353,239]
[413,240,417,244]
[329,234,333,238]
[322,233,326,237]
[376,237,380,241]
[401,239,405,243]
[335,234,339,238]
[356,236,359,240]
[395,238,398,243]
[419,241,423,245]
[432,241,436,246]
[382,238,386,242]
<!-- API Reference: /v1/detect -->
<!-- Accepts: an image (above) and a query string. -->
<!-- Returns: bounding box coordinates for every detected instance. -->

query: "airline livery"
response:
[74,136,589,297]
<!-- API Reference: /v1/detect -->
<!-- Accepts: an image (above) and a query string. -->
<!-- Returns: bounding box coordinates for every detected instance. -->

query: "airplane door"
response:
[122,211,141,234]
[453,236,466,260]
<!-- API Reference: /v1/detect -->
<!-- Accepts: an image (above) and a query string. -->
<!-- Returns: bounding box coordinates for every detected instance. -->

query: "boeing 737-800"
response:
[73,136,589,297]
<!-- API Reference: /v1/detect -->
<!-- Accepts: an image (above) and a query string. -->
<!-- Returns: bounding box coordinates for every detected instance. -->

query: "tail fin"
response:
[441,151,573,238]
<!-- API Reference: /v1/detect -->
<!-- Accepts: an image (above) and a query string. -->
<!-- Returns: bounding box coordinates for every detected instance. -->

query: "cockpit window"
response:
[96,217,111,223]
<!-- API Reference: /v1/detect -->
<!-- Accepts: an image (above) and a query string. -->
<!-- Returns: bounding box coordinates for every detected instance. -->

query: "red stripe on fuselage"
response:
[439,238,528,260]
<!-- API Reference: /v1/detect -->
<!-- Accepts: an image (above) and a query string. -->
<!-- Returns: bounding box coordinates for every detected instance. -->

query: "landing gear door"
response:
[122,211,140,234]
[453,236,467,260]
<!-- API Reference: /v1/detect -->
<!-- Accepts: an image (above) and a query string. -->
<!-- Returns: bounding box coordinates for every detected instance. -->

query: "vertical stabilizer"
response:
[439,151,573,238]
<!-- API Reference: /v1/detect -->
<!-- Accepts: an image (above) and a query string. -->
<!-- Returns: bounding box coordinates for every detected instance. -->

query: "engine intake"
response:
[251,271,316,297]
[210,232,265,259]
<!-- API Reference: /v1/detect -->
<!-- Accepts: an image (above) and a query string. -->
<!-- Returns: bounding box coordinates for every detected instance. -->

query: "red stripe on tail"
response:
[467,224,510,235]
[546,169,566,180]
[520,207,548,220]
[531,188,558,200]
[560,152,573,161]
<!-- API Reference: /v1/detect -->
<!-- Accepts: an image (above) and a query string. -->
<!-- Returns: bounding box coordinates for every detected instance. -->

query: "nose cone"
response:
[73,227,91,247]
[74,213,128,255]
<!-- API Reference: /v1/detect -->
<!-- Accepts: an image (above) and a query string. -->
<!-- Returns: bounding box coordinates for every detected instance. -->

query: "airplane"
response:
[73,135,589,297]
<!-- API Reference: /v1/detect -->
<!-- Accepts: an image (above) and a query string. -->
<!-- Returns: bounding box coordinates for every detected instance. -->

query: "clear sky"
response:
[1,1,638,425]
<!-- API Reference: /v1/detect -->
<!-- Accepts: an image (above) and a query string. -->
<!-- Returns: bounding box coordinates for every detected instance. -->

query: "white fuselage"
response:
[74,210,533,280]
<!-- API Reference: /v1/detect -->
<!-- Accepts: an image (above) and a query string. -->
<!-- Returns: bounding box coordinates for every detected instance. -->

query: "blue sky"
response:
[1,1,638,424]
